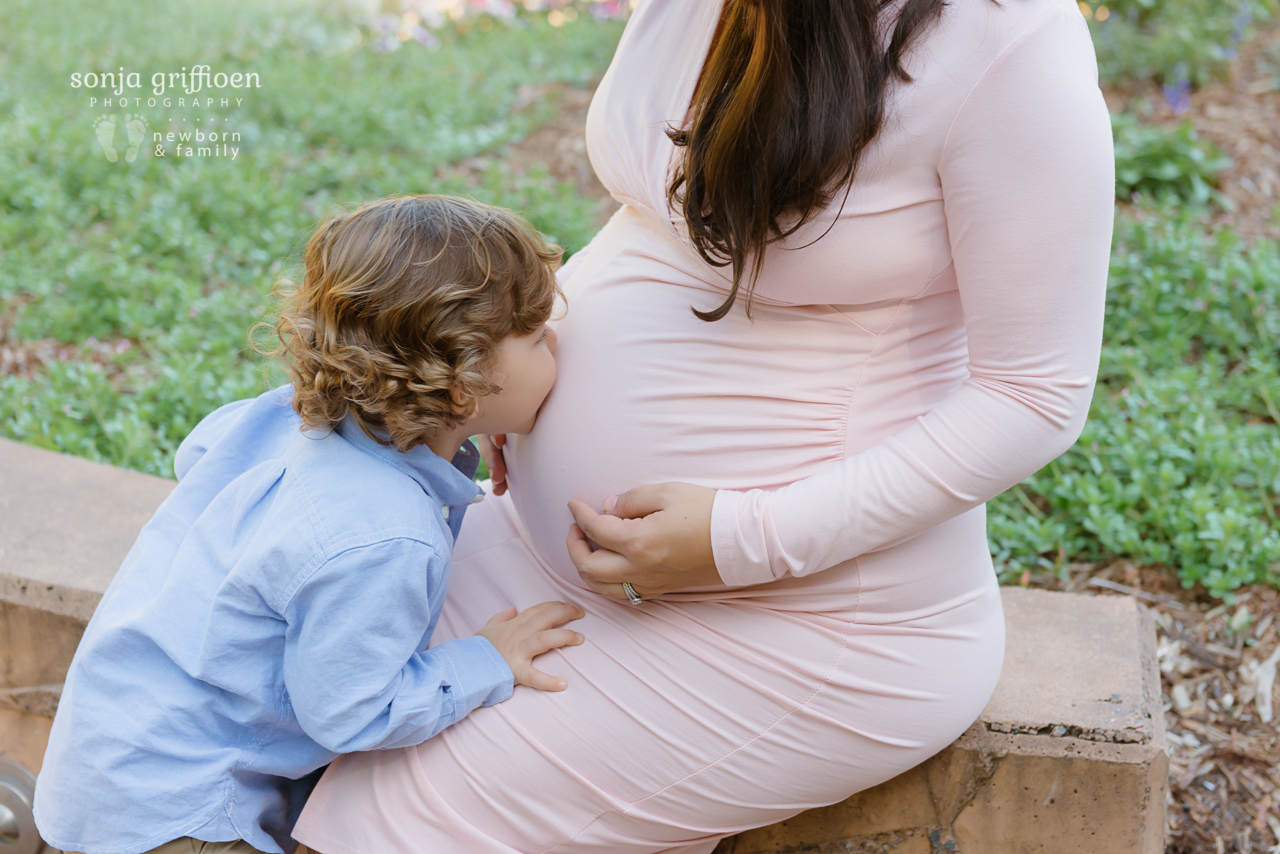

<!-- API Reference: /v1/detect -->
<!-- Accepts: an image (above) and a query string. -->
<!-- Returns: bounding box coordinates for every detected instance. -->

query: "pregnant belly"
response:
[504,212,901,590]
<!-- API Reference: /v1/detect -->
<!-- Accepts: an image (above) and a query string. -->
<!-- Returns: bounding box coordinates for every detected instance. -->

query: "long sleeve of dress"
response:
[710,5,1115,587]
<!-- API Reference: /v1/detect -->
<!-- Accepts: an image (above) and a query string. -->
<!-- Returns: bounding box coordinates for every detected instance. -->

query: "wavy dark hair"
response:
[668,0,951,321]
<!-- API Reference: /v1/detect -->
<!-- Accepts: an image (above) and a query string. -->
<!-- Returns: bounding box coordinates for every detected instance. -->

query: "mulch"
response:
[1022,562,1280,853]
[1103,19,1280,244]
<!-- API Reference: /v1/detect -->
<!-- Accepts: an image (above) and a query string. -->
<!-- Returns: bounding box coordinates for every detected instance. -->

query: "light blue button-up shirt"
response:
[34,386,512,854]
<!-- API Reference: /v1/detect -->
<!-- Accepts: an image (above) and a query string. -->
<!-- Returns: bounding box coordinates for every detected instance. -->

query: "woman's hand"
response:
[478,434,509,495]
[475,601,585,691]
[566,482,721,601]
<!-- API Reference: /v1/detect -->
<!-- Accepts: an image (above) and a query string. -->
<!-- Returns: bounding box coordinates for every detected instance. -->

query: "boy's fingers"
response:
[526,629,584,657]
[481,606,518,628]
[520,666,568,692]
[518,600,585,630]
[479,434,508,495]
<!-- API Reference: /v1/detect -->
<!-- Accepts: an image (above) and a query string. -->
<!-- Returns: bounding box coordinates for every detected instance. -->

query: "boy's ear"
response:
[449,386,480,419]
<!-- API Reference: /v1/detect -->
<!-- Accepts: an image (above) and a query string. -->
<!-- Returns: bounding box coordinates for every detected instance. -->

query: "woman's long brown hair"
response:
[668,0,950,321]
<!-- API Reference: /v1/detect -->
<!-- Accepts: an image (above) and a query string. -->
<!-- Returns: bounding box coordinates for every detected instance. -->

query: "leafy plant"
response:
[990,200,1280,598]
[1111,112,1232,206]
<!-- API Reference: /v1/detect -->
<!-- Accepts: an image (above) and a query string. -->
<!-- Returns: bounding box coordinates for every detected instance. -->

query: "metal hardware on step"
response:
[0,760,42,854]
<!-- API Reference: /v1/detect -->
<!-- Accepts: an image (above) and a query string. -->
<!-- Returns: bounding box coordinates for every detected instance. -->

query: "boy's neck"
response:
[427,423,473,462]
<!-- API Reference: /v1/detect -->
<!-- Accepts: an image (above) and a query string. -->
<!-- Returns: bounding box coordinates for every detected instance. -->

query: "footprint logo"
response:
[93,114,118,162]
[122,113,148,163]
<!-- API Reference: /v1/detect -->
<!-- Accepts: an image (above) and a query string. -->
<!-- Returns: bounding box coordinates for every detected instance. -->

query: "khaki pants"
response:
[65,839,279,854]
[145,841,268,854]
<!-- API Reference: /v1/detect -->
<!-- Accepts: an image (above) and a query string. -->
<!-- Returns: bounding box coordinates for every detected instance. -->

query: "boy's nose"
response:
[546,326,558,356]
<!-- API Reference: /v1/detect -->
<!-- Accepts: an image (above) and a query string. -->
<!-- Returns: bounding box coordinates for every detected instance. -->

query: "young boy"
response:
[34,195,583,854]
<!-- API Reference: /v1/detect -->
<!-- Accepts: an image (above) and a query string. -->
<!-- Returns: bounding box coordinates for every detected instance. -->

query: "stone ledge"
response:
[0,439,1167,851]
[0,684,62,719]
[0,437,175,621]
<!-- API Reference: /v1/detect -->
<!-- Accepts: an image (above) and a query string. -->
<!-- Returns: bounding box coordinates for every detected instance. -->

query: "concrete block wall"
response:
[0,438,1168,852]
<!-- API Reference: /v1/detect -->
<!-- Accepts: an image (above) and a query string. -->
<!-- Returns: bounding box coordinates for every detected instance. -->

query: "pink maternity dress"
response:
[293,0,1114,850]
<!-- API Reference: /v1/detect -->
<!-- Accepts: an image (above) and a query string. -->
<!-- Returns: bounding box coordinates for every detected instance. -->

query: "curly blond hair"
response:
[267,195,561,452]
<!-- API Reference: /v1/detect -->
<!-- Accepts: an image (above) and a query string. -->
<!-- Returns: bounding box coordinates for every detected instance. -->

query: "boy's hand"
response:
[479,434,509,495]
[475,601,585,692]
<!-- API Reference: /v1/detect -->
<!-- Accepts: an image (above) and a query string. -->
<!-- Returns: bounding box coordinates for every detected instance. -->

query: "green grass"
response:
[0,0,622,475]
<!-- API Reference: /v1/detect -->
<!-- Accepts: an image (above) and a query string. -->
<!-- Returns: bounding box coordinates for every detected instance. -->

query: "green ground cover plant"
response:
[1112,112,1233,205]
[989,202,1280,597]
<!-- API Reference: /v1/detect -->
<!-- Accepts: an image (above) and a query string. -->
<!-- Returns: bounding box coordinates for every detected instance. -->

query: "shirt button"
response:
[441,504,450,521]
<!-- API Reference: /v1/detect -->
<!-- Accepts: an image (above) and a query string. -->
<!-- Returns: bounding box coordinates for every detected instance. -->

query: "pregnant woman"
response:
[294,0,1114,850]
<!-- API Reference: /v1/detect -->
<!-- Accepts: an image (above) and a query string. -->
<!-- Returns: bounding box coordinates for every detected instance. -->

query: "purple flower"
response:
[1162,74,1191,115]
[1231,6,1251,43]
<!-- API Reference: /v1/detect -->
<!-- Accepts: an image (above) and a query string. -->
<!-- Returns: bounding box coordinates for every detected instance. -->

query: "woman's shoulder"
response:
[925,0,1094,75]
[897,0,1099,138]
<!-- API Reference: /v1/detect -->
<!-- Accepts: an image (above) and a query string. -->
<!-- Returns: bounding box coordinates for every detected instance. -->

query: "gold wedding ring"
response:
[622,582,643,605]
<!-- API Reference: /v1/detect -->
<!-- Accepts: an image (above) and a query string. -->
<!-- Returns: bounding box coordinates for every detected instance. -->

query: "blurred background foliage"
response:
[0,0,1277,597]
[1083,0,1278,88]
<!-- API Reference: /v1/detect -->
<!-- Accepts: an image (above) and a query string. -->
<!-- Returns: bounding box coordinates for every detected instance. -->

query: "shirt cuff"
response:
[435,636,514,716]
[710,488,781,588]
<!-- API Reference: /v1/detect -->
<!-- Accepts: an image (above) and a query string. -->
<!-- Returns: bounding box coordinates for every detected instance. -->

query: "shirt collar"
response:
[335,414,484,507]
